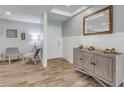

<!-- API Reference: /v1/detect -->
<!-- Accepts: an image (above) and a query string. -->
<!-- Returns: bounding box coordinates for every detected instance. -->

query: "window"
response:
[6,29,17,38]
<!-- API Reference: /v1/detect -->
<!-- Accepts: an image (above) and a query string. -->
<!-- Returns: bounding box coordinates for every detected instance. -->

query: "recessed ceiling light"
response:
[6,11,11,15]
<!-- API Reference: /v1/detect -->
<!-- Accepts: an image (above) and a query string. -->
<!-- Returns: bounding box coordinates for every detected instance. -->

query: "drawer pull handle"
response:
[91,63,96,65]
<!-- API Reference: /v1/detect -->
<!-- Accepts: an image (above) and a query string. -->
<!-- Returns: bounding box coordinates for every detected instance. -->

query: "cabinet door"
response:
[73,50,83,66]
[94,55,113,82]
[82,52,93,72]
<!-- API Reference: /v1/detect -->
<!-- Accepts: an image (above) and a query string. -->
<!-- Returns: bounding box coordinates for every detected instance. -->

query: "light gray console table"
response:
[73,48,124,87]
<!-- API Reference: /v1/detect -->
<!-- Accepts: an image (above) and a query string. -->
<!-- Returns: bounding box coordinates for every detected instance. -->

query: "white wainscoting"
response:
[63,32,124,63]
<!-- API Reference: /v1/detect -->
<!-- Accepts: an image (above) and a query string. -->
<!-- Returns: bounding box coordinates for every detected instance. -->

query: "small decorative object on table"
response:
[78,44,83,49]
[88,46,95,51]
[104,48,117,54]
[104,49,111,54]
[110,48,117,54]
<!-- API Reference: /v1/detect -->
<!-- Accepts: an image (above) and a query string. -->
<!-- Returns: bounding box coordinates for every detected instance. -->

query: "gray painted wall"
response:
[62,5,124,37]
[0,19,41,54]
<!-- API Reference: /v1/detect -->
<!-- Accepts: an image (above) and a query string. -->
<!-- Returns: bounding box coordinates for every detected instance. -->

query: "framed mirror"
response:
[83,6,113,35]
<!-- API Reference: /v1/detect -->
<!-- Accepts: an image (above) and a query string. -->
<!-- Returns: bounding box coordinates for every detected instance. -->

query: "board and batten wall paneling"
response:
[62,5,124,63]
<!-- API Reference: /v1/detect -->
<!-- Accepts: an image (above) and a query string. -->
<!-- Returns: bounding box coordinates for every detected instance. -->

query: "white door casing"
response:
[47,22,63,59]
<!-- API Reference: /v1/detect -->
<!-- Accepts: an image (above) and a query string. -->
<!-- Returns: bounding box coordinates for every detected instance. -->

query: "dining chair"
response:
[22,48,41,64]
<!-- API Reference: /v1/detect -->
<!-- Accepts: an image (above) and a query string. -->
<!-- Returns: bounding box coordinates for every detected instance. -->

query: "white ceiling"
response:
[48,13,70,22]
[0,5,89,23]
[51,5,82,14]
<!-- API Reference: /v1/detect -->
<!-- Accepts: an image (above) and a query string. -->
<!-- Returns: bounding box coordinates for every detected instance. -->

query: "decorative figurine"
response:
[104,49,111,54]
[110,48,117,54]
[88,46,95,51]
[104,48,117,54]
[78,44,83,49]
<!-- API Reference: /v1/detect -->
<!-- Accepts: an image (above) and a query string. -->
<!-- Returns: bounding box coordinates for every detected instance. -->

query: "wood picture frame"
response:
[83,5,113,35]
[21,33,25,40]
[6,29,17,38]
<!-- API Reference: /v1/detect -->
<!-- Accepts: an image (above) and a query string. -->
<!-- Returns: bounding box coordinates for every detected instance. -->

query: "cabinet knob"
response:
[80,58,83,60]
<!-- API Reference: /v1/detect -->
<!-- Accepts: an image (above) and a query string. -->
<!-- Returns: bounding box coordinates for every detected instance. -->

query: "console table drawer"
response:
[73,50,83,66]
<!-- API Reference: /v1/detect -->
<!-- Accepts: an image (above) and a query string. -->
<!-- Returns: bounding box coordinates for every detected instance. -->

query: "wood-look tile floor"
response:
[0,59,101,87]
